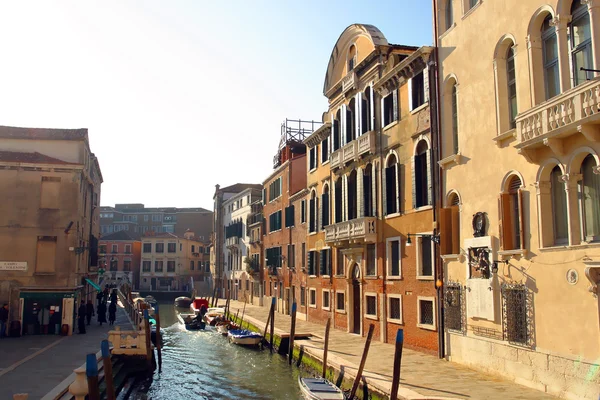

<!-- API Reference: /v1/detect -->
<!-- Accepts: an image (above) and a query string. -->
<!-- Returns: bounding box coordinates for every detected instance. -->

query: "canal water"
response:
[146,302,304,400]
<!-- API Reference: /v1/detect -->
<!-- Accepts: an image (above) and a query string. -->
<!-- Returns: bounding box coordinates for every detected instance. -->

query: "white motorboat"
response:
[227,329,263,346]
[298,377,346,400]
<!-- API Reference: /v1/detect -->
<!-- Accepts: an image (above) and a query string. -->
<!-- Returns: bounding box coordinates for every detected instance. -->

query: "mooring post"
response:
[234,309,240,325]
[155,302,163,373]
[288,301,297,365]
[349,324,375,400]
[322,317,331,378]
[85,353,100,400]
[269,297,275,353]
[262,296,275,341]
[143,309,152,371]
[240,299,247,328]
[390,329,404,400]
[101,340,116,400]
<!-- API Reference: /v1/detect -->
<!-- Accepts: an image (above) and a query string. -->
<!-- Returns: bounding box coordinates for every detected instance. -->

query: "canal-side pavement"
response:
[227,299,556,400]
[0,303,132,400]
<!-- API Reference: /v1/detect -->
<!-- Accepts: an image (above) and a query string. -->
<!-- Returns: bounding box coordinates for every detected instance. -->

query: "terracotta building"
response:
[98,231,141,290]
[0,125,102,336]
[435,0,600,397]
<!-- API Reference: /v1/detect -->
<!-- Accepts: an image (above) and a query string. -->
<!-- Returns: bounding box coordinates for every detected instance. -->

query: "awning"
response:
[85,279,101,291]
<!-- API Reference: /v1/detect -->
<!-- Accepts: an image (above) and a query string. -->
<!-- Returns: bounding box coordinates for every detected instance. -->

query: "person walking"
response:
[97,301,107,326]
[108,301,117,325]
[96,290,104,306]
[86,300,95,325]
[110,289,118,304]
[0,304,9,338]
[77,301,87,334]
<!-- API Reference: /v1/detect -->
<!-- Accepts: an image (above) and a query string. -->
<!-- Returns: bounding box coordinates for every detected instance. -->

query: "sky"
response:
[0,1,432,210]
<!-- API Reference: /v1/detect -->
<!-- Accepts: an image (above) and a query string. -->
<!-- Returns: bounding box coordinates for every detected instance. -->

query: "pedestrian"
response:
[86,300,95,325]
[108,301,117,325]
[0,303,8,338]
[110,289,118,304]
[77,301,87,334]
[97,301,107,326]
[38,305,50,334]
[96,290,104,306]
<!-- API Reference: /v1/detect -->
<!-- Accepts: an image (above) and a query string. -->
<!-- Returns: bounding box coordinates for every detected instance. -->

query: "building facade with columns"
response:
[436,0,600,397]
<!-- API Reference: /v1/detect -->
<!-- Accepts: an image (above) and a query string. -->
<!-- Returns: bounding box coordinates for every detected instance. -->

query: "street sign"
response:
[98,268,105,276]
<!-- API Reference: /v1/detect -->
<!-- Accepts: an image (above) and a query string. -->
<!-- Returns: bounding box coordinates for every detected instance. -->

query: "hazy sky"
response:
[0,1,432,210]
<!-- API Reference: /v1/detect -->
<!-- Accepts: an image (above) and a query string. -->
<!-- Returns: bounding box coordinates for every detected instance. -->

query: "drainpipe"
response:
[432,0,446,360]
[377,49,387,343]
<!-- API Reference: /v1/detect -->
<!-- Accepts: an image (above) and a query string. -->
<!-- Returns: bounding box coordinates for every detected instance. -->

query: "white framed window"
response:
[386,237,402,278]
[416,233,435,280]
[365,244,376,276]
[365,292,377,320]
[309,288,317,308]
[409,71,427,112]
[417,296,436,330]
[335,291,346,313]
[309,146,318,171]
[322,289,331,311]
[387,294,403,324]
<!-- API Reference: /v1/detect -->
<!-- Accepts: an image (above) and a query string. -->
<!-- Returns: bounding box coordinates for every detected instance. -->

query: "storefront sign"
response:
[0,261,27,271]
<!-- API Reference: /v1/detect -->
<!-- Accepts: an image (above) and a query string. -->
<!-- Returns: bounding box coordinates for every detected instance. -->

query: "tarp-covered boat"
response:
[227,329,262,346]
[298,377,346,400]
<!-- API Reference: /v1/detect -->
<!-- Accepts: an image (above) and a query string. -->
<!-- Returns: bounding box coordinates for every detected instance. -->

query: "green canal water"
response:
[146,302,304,400]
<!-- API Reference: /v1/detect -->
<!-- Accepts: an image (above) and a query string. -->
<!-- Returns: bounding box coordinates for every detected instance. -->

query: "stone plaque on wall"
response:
[467,279,495,321]
[0,261,27,271]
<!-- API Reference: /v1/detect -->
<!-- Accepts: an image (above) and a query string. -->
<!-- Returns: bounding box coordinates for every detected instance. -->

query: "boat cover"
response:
[303,378,340,393]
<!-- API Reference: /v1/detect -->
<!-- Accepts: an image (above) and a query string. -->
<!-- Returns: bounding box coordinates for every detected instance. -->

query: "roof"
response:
[219,183,263,193]
[0,125,88,141]
[99,231,138,241]
[100,205,212,213]
[141,232,209,243]
[0,151,79,165]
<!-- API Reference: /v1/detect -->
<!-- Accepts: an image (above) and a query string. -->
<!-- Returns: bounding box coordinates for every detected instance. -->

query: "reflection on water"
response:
[147,302,303,400]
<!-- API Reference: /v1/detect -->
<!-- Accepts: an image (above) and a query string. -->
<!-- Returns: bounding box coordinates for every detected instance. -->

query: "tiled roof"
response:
[0,151,78,165]
[0,125,88,141]
[219,183,263,193]
[99,231,137,241]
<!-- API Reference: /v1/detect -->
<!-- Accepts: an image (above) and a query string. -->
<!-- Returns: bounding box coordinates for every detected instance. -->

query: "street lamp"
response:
[405,233,440,247]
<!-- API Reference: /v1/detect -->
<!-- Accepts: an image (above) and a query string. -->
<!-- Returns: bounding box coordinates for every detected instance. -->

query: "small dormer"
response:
[184,229,194,240]
[347,44,357,73]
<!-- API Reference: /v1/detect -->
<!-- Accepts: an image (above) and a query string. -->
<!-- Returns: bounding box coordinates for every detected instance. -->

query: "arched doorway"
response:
[350,263,361,334]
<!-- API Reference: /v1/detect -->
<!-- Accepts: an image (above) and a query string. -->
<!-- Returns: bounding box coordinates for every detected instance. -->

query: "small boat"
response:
[191,298,209,314]
[175,296,192,308]
[177,313,206,331]
[298,377,346,400]
[203,307,225,326]
[216,321,240,336]
[227,329,263,346]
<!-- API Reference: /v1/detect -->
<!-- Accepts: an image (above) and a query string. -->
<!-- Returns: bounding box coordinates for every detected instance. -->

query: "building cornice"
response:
[0,161,84,171]
[262,159,289,185]
[373,46,433,96]
[303,123,332,148]
[289,188,309,202]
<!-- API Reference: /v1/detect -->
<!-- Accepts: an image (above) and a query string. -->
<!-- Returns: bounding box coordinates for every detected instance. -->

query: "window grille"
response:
[501,283,530,345]
[419,299,434,325]
[444,284,463,332]
[366,295,376,315]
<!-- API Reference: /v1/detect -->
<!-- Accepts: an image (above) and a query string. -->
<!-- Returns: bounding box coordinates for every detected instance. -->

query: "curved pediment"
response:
[322,24,388,96]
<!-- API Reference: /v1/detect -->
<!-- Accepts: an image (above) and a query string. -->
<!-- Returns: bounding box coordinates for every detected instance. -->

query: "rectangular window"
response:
[125,244,131,254]
[309,147,317,170]
[300,200,306,223]
[191,245,195,253]
[366,244,376,276]
[307,250,317,276]
[301,287,306,306]
[142,261,151,272]
[40,176,61,209]
[322,290,331,310]
[266,246,282,268]
[382,90,397,126]
[269,177,282,201]
[309,288,317,307]
[388,295,403,324]
[155,261,163,272]
[336,249,344,276]
[111,244,118,253]
[205,261,210,272]
[168,243,176,253]
[336,292,345,312]
[301,242,306,271]
[123,260,131,271]
[387,238,401,277]
[320,248,331,276]
[288,244,295,268]
[410,72,425,110]
[418,297,435,330]
[144,215,149,222]
[99,245,107,254]
[109,259,118,271]
[285,205,295,228]
[269,210,282,232]
[417,236,434,279]
[35,236,57,273]
[198,246,204,254]
[365,294,377,317]
[155,243,164,253]
[166,261,175,272]
[321,138,329,163]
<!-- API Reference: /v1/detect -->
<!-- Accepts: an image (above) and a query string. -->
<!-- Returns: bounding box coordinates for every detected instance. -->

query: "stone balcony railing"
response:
[324,216,377,244]
[226,236,240,248]
[515,78,600,152]
[330,130,376,170]
[108,325,149,356]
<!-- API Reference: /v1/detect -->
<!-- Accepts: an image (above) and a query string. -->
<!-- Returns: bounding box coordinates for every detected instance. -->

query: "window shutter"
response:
[263,188,267,205]
[427,149,432,206]
[500,193,514,250]
[439,207,452,255]
[370,85,375,131]
[328,249,333,276]
[356,92,362,136]
[408,78,413,111]
[341,104,347,146]
[395,162,400,213]
[385,166,394,215]
[307,251,313,275]
[518,189,525,250]
[380,96,385,130]
[411,156,417,209]
[393,89,399,122]
[309,198,315,232]
[320,250,325,275]
[424,67,430,103]
[322,193,329,227]
[451,205,461,255]
[316,197,321,231]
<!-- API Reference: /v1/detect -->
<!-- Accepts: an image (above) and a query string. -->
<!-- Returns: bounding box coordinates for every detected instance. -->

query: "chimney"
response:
[184,229,194,240]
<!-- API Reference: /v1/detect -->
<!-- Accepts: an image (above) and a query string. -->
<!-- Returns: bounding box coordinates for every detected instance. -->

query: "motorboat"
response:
[177,312,206,331]
[191,298,209,314]
[298,377,346,400]
[215,321,240,336]
[174,296,192,308]
[227,329,263,346]
[203,307,225,326]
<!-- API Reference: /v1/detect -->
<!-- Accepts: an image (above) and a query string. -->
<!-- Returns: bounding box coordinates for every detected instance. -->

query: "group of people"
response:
[77,287,119,334]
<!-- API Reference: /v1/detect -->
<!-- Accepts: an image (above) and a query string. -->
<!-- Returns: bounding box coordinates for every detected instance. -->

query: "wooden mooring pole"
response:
[85,353,100,400]
[262,297,275,341]
[322,317,331,378]
[101,340,116,400]
[349,324,375,400]
[240,299,247,327]
[390,329,405,400]
[155,303,163,373]
[288,301,297,365]
[269,298,275,353]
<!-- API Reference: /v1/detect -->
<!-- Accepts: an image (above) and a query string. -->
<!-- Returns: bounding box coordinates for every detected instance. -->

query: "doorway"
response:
[351,263,361,334]
[151,278,156,290]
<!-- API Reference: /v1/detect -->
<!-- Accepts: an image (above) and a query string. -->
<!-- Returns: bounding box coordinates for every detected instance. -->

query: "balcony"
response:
[357,130,376,156]
[324,216,377,245]
[330,131,377,170]
[248,212,263,226]
[515,78,600,158]
[226,236,240,248]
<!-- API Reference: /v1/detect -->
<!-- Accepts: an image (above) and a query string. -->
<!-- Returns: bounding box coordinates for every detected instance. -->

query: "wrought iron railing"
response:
[444,283,464,333]
[501,283,532,346]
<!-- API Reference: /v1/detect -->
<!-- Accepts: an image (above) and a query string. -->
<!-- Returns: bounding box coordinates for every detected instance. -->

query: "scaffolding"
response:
[273,118,322,168]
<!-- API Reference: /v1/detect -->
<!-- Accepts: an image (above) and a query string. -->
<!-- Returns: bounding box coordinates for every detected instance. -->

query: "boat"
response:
[203,307,225,326]
[298,377,346,400]
[177,312,206,331]
[174,296,192,308]
[191,298,209,314]
[215,321,240,336]
[227,329,263,346]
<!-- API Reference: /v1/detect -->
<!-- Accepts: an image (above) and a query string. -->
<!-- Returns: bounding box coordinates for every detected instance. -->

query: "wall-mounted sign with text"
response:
[0,261,28,271]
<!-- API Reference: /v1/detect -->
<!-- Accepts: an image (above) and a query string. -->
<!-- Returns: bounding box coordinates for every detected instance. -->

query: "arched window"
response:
[451,83,459,153]
[569,0,593,86]
[322,184,330,228]
[500,175,524,250]
[542,15,560,99]
[551,166,569,244]
[347,98,356,144]
[581,155,600,241]
[385,154,399,215]
[334,178,343,224]
[347,170,358,220]
[309,190,319,234]
[348,45,357,72]
[361,88,372,134]
[413,141,431,208]
[507,46,518,129]
[363,164,374,217]
[445,0,454,31]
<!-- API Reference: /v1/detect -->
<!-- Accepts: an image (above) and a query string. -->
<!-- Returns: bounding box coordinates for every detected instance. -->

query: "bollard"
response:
[86,353,100,400]
[101,340,116,400]
[390,329,405,400]
[68,367,88,400]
